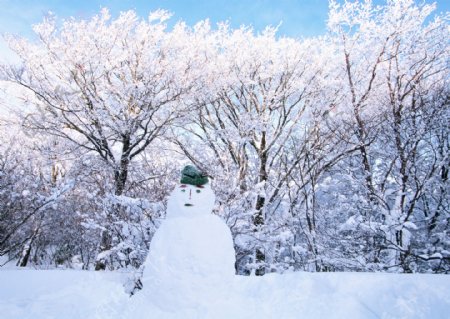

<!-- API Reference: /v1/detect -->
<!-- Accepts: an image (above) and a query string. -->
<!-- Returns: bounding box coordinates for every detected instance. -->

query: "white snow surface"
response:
[1,268,449,319]
[1,185,449,318]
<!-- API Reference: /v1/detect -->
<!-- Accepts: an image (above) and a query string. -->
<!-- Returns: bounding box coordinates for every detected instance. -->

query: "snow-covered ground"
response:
[0,267,449,319]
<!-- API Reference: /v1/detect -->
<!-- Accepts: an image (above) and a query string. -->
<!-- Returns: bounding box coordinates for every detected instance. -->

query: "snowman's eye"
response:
[181,189,186,192]
[196,190,201,193]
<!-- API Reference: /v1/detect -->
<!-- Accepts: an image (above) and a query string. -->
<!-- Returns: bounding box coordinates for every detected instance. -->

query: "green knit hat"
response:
[180,165,208,186]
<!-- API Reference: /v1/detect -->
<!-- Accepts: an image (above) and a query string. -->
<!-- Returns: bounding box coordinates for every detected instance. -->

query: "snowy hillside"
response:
[0,268,449,319]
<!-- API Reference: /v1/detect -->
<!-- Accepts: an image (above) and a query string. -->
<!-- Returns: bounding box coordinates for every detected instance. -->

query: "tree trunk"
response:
[95,229,112,271]
[253,133,267,276]
[17,242,32,267]
[17,228,39,267]
[96,136,131,270]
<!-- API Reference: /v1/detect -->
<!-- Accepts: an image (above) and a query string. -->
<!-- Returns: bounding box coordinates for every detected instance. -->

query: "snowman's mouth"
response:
[184,203,194,207]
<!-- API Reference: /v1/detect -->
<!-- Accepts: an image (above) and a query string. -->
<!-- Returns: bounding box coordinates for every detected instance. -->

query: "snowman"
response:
[140,165,236,311]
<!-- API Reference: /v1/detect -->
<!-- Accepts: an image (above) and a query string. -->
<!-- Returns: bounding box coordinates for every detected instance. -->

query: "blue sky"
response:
[0,0,449,61]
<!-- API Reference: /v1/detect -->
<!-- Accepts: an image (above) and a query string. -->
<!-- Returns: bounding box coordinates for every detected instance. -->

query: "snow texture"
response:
[0,268,449,319]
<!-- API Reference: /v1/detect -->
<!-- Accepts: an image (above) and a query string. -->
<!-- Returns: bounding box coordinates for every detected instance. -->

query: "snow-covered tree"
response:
[1,1,448,274]
[2,9,196,196]
[0,119,74,267]
[174,23,337,274]
[1,9,203,269]
[325,0,449,272]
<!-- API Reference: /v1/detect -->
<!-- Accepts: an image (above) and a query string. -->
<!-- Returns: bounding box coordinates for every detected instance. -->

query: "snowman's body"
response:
[141,183,235,310]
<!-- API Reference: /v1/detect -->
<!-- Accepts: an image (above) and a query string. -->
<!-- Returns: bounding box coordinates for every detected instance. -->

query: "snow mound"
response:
[1,269,450,319]
[0,269,127,319]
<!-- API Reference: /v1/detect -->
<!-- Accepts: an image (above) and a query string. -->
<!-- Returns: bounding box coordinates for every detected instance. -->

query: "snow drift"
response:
[0,268,449,319]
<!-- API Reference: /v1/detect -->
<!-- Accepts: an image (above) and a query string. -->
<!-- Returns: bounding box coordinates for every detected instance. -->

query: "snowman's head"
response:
[166,183,215,218]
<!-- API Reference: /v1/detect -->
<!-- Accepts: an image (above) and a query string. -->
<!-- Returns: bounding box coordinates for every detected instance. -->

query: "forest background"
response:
[0,0,448,275]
